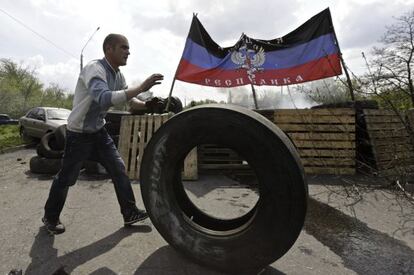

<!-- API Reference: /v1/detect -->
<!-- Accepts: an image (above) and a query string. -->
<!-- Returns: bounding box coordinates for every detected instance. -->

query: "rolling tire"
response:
[54,125,66,150]
[37,132,64,159]
[29,156,61,174]
[140,104,308,274]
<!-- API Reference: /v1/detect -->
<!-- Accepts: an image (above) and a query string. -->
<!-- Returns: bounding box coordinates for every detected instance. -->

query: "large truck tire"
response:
[140,104,308,274]
[30,156,61,174]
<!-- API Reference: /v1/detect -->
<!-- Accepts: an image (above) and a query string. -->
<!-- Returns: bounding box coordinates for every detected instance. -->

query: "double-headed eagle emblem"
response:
[231,42,266,81]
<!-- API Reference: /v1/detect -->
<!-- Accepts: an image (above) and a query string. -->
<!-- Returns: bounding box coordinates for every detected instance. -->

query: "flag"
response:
[175,8,342,88]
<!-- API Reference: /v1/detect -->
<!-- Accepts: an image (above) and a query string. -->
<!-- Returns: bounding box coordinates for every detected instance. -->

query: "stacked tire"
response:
[29,125,66,174]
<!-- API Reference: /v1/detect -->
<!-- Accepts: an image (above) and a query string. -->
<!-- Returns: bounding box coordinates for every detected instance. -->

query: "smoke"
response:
[227,86,318,109]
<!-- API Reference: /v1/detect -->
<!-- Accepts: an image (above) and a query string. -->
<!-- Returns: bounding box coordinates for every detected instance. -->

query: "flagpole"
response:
[338,53,355,101]
[328,8,355,101]
[165,78,176,112]
[250,83,259,109]
[165,13,199,112]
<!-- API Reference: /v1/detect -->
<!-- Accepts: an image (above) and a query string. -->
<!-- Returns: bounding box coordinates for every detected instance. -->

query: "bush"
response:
[0,125,25,150]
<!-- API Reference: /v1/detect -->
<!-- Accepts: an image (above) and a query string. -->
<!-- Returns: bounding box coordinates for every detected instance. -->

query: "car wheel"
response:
[140,104,308,274]
[29,156,61,174]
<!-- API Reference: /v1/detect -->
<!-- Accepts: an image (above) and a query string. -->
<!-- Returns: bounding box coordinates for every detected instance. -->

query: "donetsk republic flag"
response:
[175,8,342,88]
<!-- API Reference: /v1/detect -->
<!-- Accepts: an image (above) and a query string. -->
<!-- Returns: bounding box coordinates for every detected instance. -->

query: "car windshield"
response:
[47,109,71,120]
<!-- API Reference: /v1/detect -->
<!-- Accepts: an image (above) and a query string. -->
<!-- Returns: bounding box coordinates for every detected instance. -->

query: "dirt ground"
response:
[1,148,413,274]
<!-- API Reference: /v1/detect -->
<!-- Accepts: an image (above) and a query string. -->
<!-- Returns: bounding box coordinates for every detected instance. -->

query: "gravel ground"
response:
[1,148,413,274]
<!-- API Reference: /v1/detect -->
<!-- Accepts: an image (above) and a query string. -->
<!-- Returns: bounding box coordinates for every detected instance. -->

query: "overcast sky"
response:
[1,0,413,104]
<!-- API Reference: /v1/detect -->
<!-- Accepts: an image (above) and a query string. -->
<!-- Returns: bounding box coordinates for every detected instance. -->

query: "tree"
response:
[0,59,43,116]
[0,59,73,117]
[367,9,414,107]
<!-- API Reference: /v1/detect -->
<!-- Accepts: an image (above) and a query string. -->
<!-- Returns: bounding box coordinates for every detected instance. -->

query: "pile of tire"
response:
[28,112,128,175]
[29,125,66,174]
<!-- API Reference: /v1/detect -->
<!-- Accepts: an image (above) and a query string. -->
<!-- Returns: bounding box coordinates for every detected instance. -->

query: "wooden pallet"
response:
[258,108,356,175]
[197,144,252,176]
[118,114,198,180]
[363,109,414,176]
[119,108,357,178]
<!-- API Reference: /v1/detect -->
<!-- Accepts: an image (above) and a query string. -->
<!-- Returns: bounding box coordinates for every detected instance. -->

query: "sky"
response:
[1,0,413,106]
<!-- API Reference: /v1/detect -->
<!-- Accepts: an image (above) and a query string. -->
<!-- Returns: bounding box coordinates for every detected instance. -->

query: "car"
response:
[0,114,19,125]
[19,107,71,139]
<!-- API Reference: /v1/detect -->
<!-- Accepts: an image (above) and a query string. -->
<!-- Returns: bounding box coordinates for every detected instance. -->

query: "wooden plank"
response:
[129,116,141,179]
[273,114,355,124]
[304,167,355,175]
[298,149,355,157]
[182,147,198,180]
[154,114,162,132]
[363,109,399,116]
[364,116,404,123]
[136,115,147,178]
[369,130,409,139]
[118,116,133,176]
[277,123,355,132]
[293,140,355,149]
[288,132,355,141]
[365,123,405,131]
[300,158,355,166]
[273,108,355,116]
[374,143,413,152]
[363,108,414,173]
[371,138,412,147]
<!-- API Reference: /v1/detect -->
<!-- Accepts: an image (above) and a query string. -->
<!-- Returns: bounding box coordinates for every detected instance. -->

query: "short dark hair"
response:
[102,34,125,53]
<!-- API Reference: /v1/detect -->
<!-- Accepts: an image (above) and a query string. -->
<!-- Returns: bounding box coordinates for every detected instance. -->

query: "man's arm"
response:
[124,73,164,100]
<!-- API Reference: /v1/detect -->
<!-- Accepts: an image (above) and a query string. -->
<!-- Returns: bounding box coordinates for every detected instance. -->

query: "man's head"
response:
[103,34,130,69]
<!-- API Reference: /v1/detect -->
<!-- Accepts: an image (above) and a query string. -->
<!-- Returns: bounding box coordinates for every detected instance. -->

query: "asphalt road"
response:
[1,148,413,274]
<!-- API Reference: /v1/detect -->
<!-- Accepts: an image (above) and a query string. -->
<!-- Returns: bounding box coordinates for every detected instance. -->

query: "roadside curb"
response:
[0,144,35,155]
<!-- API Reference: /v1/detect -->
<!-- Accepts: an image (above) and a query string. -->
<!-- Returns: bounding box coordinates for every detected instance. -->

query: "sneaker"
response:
[124,209,149,226]
[42,217,65,234]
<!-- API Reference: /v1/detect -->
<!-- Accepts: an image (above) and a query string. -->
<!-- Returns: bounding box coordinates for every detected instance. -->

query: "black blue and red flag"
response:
[175,8,342,87]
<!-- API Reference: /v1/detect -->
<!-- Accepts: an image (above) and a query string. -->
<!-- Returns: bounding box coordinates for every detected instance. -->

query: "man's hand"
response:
[125,73,164,100]
[139,73,164,92]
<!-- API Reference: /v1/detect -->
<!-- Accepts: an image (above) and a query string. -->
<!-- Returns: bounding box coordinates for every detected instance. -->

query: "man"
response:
[42,33,164,234]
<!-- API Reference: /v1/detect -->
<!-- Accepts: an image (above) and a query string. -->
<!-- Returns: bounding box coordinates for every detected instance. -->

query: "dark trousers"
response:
[44,128,137,221]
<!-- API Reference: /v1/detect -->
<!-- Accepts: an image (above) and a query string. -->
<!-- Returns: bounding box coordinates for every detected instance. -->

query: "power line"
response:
[0,7,77,59]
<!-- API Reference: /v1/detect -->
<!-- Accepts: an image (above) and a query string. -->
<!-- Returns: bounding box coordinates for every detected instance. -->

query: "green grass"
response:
[0,125,26,151]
